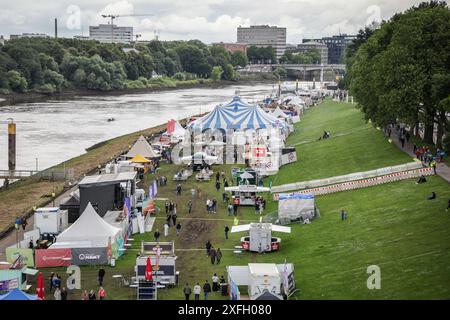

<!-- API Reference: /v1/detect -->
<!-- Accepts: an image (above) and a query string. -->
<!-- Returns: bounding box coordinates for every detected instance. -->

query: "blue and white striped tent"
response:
[188,96,288,131]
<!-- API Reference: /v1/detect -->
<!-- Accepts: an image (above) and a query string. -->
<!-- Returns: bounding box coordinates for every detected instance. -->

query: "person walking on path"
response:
[341,209,347,221]
[88,290,96,300]
[154,229,161,242]
[224,225,230,239]
[98,287,106,300]
[203,281,211,300]
[205,240,212,256]
[172,213,177,226]
[60,287,67,300]
[209,248,217,265]
[187,200,193,214]
[183,283,192,300]
[49,272,55,293]
[98,268,105,286]
[176,184,182,195]
[165,201,169,214]
[215,180,221,192]
[193,283,201,300]
[430,160,437,175]
[81,290,89,300]
[212,273,219,292]
[54,287,62,300]
[216,248,222,264]
[176,222,182,235]
[164,222,169,237]
[227,203,233,217]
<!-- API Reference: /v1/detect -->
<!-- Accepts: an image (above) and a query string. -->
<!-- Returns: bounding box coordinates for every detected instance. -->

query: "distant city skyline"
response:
[0,0,423,43]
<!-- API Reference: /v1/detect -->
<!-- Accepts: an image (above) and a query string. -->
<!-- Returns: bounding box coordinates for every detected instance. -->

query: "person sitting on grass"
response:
[427,192,436,200]
[416,175,427,184]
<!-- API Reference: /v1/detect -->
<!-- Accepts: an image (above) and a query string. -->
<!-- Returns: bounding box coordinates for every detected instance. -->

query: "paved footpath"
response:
[0,185,78,261]
[390,129,450,183]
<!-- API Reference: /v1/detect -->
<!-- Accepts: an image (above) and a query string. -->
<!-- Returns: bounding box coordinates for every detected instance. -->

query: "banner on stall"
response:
[35,249,72,268]
[5,247,35,267]
[71,247,108,266]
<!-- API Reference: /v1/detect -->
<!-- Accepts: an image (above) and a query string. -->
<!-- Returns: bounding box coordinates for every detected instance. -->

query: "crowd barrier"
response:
[271,161,423,193]
[273,167,434,199]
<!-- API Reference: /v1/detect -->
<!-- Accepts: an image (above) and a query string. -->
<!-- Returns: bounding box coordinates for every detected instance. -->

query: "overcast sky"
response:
[0,0,427,43]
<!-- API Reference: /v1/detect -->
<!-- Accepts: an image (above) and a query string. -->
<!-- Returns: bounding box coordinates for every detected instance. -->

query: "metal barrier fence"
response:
[273,167,434,199]
[271,161,423,193]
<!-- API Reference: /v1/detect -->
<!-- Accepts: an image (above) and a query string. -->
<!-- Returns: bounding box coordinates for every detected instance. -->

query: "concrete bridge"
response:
[271,63,346,72]
[240,64,346,81]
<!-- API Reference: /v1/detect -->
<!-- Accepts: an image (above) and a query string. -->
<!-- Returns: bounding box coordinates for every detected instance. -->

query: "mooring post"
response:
[8,118,16,172]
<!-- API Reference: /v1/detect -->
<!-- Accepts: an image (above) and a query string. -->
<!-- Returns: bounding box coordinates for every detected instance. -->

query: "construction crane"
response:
[101,13,155,43]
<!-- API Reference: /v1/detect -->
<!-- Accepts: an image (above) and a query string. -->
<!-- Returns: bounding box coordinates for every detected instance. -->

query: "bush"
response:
[172,72,186,81]
[34,83,56,94]
[0,88,11,95]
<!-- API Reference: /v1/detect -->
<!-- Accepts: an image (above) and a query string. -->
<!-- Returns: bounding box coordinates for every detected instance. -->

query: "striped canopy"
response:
[188,96,287,131]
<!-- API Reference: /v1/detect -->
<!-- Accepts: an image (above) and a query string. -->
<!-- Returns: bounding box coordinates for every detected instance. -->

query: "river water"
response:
[0,83,279,181]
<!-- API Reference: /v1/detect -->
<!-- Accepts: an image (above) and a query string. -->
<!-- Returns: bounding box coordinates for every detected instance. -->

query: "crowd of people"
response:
[183,273,228,300]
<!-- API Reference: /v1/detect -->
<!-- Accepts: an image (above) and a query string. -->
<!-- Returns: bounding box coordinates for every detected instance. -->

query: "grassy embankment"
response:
[29,99,450,300]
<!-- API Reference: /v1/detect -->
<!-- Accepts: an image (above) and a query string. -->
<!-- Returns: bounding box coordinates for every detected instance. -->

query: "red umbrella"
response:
[36,272,45,300]
[145,256,153,281]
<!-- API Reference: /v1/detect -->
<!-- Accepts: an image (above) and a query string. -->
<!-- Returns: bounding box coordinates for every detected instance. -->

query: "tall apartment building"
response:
[297,41,328,64]
[237,25,286,61]
[89,24,133,44]
[302,34,356,64]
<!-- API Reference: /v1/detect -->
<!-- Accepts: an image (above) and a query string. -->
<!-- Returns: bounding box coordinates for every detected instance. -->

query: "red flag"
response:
[167,119,176,134]
[36,272,45,300]
[145,256,153,281]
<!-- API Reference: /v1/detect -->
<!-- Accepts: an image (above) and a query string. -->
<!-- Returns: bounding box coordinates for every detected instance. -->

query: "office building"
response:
[297,41,328,64]
[237,25,286,61]
[89,24,133,44]
[302,34,356,64]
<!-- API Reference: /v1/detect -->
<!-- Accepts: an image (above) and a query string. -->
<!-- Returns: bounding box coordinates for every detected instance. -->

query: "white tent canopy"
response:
[125,135,160,159]
[271,107,289,119]
[53,202,121,248]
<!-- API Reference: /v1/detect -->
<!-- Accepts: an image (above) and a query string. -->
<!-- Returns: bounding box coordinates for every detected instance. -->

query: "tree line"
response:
[0,37,250,94]
[346,1,450,150]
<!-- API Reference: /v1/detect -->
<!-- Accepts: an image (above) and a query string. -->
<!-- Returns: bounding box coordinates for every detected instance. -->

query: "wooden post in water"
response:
[8,119,16,172]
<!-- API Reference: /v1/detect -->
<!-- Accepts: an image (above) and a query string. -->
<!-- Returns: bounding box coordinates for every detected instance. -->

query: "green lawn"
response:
[273,100,412,185]
[38,98,450,300]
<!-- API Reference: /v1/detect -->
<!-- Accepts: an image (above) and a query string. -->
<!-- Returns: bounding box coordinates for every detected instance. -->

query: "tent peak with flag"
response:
[125,135,159,159]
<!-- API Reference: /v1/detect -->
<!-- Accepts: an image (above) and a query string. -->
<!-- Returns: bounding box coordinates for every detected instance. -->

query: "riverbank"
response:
[0,115,196,237]
[0,78,276,107]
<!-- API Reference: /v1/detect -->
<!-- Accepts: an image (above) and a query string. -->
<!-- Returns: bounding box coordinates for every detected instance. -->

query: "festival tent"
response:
[52,203,122,249]
[271,107,289,119]
[125,135,160,159]
[165,119,187,140]
[130,154,151,164]
[187,96,288,132]
[0,288,38,300]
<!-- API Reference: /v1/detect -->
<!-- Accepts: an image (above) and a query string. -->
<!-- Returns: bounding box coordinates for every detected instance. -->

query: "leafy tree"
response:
[211,66,223,81]
[7,70,27,92]
[349,1,450,147]
[230,51,248,67]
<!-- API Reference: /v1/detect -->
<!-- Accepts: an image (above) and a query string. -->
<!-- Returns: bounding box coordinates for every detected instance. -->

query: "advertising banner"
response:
[71,247,108,266]
[0,279,19,291]
[35,249,72,268]
[5,247,35,267]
